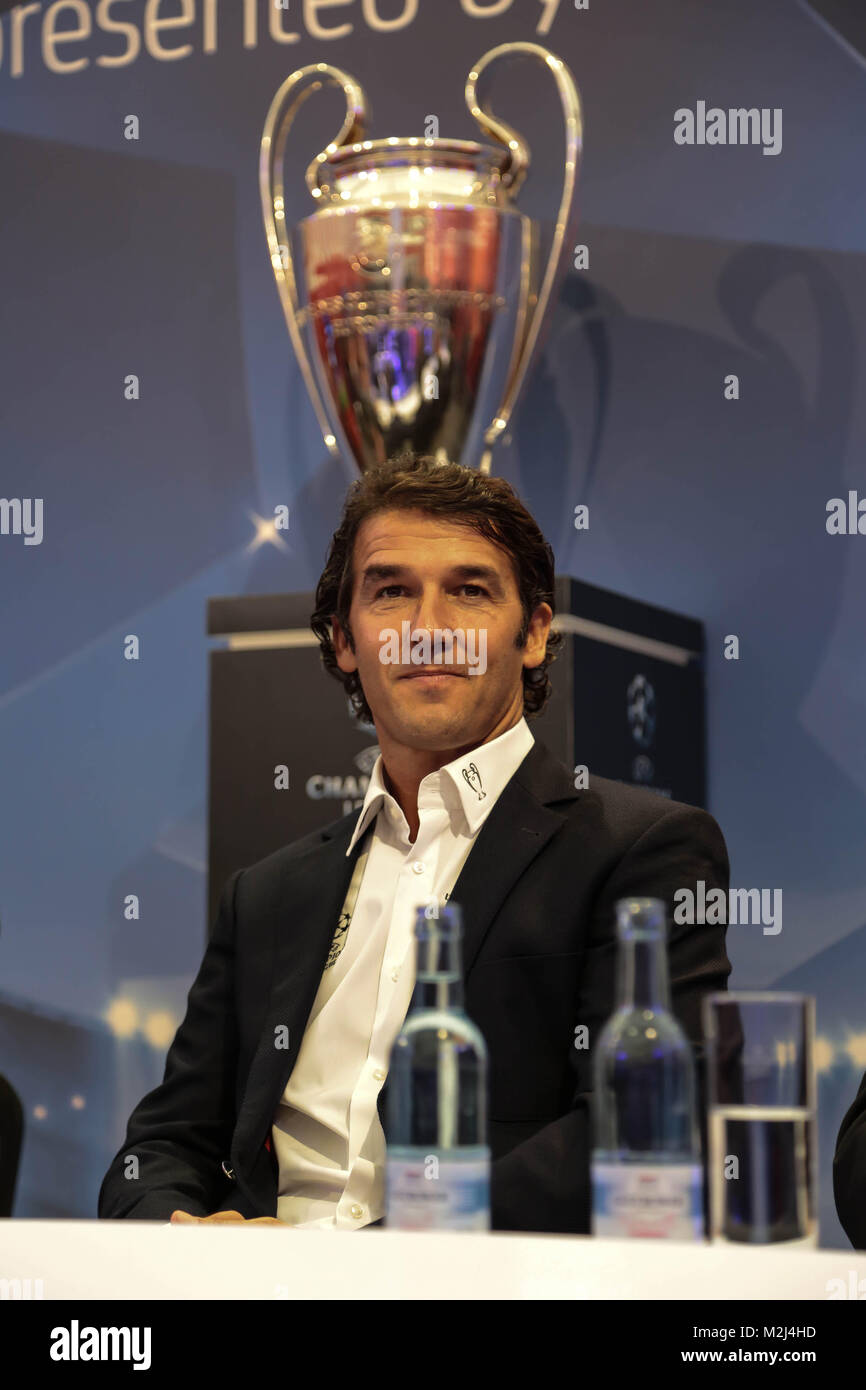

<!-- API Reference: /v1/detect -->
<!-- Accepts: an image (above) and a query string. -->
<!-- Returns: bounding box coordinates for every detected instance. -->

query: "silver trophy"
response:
[260,43,582,474]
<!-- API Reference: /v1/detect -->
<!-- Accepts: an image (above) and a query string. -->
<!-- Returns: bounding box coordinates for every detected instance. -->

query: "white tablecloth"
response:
[2,1221,864,1299]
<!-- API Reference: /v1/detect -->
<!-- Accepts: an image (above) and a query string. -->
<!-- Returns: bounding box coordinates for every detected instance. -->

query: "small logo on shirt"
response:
[324,833,372,970]
[461,763,486,801]
[325,911,352,970]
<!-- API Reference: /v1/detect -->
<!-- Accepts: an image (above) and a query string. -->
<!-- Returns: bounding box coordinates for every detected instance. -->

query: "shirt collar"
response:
[346,717,535,854]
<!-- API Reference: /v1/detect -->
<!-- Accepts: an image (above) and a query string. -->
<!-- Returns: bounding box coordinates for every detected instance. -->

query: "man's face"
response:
[331,509,552,753]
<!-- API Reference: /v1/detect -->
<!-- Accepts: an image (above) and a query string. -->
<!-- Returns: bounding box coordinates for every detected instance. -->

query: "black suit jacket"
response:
[98,738,732,1232]
[834,1077,866,1250]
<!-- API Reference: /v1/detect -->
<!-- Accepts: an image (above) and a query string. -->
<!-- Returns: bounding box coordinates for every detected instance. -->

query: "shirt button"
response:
[391,968,399,982]
[412,862,426,874]
[373,1068,386,1081]
[350,1204,364,1220]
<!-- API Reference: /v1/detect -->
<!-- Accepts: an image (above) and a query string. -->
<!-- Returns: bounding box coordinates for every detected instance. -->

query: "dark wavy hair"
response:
[310,453,562,727]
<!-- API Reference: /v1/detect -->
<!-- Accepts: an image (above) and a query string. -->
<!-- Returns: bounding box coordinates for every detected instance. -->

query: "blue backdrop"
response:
[1,0,864,1247]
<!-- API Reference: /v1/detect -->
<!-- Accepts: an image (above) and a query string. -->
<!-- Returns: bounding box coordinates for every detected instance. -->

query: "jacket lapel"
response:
[231,738,580,1190]
[448,740,579,973]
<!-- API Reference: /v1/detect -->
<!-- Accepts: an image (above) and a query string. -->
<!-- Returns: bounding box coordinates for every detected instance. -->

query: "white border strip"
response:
[221,630,320,650]
[551,614,696,667]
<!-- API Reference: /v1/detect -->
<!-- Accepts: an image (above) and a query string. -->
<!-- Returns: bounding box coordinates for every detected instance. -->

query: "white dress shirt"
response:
[272,716,535,1228]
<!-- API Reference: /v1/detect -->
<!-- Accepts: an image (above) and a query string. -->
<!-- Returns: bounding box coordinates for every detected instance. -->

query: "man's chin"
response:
[374,701,479,748]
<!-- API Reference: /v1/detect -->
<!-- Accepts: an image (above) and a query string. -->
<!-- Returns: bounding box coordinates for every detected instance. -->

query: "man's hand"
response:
[170,1209,284,1226]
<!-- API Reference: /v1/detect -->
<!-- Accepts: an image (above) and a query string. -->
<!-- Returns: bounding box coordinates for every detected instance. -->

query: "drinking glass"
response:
[702,993,817,1246]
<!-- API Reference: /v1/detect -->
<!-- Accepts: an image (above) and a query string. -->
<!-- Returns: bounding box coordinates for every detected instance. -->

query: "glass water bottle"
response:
[385,902,490,1230]
[591,897,704,1240]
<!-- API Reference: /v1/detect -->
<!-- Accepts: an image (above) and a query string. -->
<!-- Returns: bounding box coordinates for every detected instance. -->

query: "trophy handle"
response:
[465,44,583,474]
[260,64,368,459]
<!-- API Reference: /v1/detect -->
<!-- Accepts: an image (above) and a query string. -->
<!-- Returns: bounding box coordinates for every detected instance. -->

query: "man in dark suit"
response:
[99,453,731,1232]
[834,1080,866,1249]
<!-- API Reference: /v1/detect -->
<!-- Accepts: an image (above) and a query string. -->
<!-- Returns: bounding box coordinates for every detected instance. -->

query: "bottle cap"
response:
[615,896,666,937]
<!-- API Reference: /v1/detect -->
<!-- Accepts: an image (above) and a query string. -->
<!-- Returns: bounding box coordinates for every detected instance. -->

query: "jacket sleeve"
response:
[490,804,732,1234]
[97,869,244,1220]
[834,1074,866,1250]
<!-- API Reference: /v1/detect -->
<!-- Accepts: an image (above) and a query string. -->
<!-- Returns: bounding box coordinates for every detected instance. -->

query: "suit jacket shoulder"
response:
[229,739,729,905]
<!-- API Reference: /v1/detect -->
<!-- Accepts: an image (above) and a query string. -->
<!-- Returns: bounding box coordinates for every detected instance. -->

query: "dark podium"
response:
[206,577,706,931]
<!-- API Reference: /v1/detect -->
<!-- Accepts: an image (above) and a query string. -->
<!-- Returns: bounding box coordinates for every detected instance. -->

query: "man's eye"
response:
[374,585,405,598]
[459,585,488,597]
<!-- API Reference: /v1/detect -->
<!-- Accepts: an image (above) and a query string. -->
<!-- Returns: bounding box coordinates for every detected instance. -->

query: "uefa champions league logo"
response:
[461,763,486,800]
[627,674,656,749]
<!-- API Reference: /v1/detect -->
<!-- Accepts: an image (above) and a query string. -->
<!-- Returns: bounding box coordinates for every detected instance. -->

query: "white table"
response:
[3,1221,864,1299]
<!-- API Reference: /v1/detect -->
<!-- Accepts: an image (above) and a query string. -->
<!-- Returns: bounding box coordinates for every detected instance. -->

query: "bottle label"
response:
[591,1161,704,1240]
[385,1147,490,1230]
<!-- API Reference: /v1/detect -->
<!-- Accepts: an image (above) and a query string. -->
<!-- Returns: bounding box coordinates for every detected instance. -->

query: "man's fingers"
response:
[170,1210,243,1223]
[169,1209,284,1225]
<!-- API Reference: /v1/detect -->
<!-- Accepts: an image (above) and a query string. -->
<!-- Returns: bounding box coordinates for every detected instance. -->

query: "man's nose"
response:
[409,593,446,633]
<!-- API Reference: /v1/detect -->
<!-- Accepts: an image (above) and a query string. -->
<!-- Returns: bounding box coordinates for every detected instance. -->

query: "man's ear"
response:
[332,615,358,674]
[522,603,553,670]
